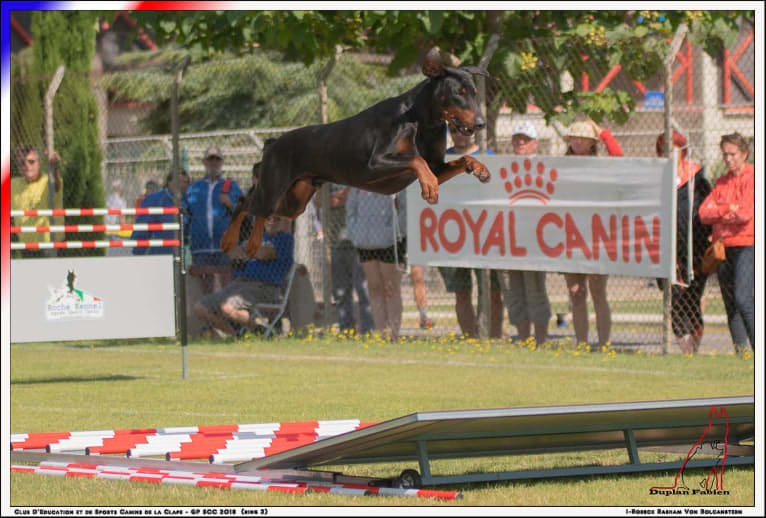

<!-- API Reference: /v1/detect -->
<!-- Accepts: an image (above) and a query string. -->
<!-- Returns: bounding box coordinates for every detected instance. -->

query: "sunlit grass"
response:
[10,333,755,507]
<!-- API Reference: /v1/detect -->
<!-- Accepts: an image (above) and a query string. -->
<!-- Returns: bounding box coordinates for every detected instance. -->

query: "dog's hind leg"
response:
[244,216,266,258]
[221,210,248,253]
[274,175,318,219]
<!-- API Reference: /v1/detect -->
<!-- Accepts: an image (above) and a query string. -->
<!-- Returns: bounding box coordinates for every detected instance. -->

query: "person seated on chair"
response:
[193,215,294,338]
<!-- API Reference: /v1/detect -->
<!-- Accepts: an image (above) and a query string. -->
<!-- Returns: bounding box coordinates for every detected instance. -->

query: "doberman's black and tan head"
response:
[422,48,489,137]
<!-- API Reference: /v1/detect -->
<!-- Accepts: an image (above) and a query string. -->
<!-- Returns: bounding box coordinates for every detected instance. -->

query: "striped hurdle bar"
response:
[11,207,179,217]
[10,207,180,251]
[11,420,377,460]
[10,461,462,499]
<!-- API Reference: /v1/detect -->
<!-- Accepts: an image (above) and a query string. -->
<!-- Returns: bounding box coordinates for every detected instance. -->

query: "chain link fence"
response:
[9,24,754,353]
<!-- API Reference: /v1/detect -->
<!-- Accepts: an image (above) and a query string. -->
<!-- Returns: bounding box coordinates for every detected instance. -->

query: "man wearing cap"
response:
[183,146,243,296]
[504,122,552,344]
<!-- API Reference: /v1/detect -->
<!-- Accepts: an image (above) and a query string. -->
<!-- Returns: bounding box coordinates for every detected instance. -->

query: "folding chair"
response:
[250,263,298,338]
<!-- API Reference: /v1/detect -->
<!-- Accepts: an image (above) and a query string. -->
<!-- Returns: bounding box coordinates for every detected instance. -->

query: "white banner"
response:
[407,155,676,278]
[10,255,176,343]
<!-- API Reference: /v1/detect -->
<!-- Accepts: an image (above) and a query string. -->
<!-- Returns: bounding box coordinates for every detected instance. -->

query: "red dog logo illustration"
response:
[501,158,557,205]
[650,406,729,493]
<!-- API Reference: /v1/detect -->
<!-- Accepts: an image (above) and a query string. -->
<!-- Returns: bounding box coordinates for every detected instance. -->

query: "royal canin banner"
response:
[406,155,676,279]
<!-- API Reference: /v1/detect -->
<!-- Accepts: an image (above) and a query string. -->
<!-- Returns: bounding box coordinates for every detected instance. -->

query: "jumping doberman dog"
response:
[221,48,492,258]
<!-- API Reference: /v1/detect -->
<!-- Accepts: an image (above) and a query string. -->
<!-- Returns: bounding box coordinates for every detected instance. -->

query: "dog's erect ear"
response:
[423,48,463,78]
[422,47,445,78]
[461,66,491,79]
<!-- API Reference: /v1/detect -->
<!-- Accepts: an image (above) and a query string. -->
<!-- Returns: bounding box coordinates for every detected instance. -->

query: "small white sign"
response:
[46,269,105,320]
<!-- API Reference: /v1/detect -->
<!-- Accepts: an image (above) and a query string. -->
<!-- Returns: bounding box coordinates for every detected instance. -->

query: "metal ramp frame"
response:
[234,396,755,487]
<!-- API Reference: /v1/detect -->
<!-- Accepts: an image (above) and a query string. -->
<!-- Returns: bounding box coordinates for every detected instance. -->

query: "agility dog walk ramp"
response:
[235,396,755,487]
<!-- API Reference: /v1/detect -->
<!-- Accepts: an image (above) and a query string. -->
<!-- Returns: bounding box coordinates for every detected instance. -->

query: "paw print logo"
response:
[500,159,557,205]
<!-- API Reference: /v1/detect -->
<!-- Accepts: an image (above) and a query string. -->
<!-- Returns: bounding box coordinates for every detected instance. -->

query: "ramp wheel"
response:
[396,469,422,489]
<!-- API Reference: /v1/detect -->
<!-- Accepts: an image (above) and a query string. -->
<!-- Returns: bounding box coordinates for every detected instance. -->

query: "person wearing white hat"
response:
[504,122,552,345]
[562,119,623,349]
[510,122,539,154]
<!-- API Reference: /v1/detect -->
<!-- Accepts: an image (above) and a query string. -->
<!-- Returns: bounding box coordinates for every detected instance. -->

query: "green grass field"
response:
[9,334,755,507]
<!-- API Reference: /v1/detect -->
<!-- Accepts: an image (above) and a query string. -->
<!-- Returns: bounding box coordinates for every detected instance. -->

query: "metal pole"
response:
[319,48,340,332]
[44,65,65,211]
[476,34,499,339]
[172,56,191,379]
[662,24,688,354]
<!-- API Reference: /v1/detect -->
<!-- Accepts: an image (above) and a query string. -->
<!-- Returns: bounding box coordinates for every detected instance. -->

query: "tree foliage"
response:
[100,49,423,133]
[29,11,105,254]
[130,10,749,125]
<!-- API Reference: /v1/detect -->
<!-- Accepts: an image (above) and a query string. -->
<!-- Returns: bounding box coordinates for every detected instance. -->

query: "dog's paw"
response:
[465,156,490,183]
[421,187,439,204]
[420,178,439,204]
[476,170,491,183]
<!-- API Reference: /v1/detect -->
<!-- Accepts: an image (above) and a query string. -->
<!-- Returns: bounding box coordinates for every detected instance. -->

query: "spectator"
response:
[505,122,552,344]
[410,265,434,330]
[698,133,754,352]
[315,184,375,335]
[135,179,161,208]
[10,145,63,258]
[562,119,623,349]
[131,170,190,255]
[105,179,127,225]
[194,215,294,338]
[390,188,434,331]
[346,188,406,341]
[440,126,503,338]
[655,131,713,354]
[183,146,242,295]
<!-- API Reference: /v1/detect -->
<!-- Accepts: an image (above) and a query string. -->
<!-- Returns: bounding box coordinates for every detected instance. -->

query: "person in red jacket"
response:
[562,119,623,350]
[698,133,754,352]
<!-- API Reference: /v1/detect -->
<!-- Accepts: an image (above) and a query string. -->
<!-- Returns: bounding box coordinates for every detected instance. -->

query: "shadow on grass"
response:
[10,374,142,385]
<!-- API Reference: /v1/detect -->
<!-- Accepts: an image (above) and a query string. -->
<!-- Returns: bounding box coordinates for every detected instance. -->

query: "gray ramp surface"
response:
[235,395,754,473]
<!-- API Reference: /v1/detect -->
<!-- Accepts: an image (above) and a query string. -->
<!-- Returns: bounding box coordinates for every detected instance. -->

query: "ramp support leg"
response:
[624,429,640,464]
[415,440,432,485]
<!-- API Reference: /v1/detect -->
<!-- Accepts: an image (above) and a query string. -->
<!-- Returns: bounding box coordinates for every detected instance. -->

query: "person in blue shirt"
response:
[439,126,503,338]
[131,170,189,255]
[193,215,294,338]
[183,146,243,294]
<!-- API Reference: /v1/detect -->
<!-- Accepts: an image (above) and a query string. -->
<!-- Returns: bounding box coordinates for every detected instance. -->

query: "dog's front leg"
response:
[436,156,490,185]
[407,156,440,204]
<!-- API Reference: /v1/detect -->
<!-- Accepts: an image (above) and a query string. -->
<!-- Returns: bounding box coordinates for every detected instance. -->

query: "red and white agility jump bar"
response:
[11,223,180,234]
[11,461,461,499]
[11,420,462,500]
[11,207,180,250]
[11,207,179,217]
[12,239,179,250]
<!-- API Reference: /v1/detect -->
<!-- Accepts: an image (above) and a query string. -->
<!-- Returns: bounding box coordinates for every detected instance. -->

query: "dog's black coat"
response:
[221,50,492,257]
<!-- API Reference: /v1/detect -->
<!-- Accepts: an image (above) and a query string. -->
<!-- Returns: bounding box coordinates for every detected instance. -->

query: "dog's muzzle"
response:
[451,116,486,136]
